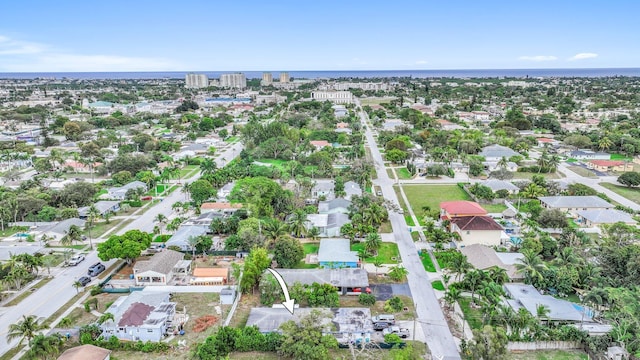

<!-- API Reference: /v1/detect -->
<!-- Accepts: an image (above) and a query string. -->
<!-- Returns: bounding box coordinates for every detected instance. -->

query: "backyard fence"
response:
[507,341,582,351]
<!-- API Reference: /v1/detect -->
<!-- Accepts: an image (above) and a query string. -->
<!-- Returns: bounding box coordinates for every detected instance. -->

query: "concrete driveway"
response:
[370,283,412,301]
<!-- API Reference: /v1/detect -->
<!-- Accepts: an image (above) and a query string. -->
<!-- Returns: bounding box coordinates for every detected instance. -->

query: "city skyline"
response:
[0,0,638,72]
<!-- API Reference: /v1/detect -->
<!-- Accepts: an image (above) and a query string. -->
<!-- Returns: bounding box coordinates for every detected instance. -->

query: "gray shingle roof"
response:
[538,196,613,209]
[576,209,636,224]
[481,180,518,192]
[134,249,184,275]
[274,268,369,288]
[479,144,519,159]
[318,239,358,263]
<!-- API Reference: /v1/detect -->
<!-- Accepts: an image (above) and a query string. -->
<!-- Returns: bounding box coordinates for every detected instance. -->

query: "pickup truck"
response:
[382,326,410,338]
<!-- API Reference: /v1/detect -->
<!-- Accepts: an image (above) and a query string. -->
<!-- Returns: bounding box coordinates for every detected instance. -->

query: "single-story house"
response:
[200,202,242,215]
[382,119,405,131]
[190,267,229,285]
[78,201,120,218]
[569,149,610,160]
[575,209,637,227]
[343,181,362,200]
[181,212,225,227]
[164,225,209,252]
[335,122,352,134]
[64,159,103,173]
[310,140,331,150]
[318,198,351,214]
[306,213,350,237]
[133,250,190,286]
[271,268,369,295]
[100,291,176,342]
[450,216,504,246]
[587,160,632,172]
[481,180,519,194]
[460,244,522,281]
[246,307,373,344]
[317,238,359,268]
[479,144,520,161]
[312,179,335,200]
[536,137,559,147]
[41,218,86,242]
[440,201,488,220]
[503,283,591,322]
[57,344,111,360]
[538,196,614,213]
[107,181,147,200]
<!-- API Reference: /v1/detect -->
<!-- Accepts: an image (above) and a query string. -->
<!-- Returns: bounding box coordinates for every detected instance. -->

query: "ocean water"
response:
[0,68,639,80]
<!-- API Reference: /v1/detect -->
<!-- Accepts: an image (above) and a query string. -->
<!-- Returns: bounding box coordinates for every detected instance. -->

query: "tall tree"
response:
[6,315,47,345]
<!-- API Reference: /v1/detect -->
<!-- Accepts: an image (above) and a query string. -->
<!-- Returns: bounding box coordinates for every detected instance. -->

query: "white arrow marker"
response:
[267,268,296,315]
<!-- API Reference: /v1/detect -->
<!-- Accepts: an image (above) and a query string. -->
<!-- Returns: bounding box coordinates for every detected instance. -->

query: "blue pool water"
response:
[15,233,30,238]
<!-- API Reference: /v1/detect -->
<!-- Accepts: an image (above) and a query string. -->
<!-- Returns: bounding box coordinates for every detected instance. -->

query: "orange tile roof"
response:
[440,201,488,218]
[589,160,625,167]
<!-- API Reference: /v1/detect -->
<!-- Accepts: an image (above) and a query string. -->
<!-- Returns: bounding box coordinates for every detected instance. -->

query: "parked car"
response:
[347,287,372,295]
[67,254,85,266]
[376,190,383,196]
[373,322,391,330]
[372,314,395,325]
[140,196,153,201]
[87,262,105,277]
[383,326,410,338]
[78,276,92,287]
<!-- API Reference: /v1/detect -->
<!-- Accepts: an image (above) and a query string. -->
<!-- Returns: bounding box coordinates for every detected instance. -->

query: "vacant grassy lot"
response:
[402,184,471,220]
[508,350,588,360]
[600,182,640,204]
[173,292,222,345]
[565,166,597,178]
[512,171,564,180]
[482,203,508,213]
[352,242,400,264]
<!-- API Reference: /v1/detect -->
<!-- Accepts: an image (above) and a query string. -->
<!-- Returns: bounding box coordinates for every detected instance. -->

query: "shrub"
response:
[90,286,103,296]
[358,293,376,306]
[384,296,404,312]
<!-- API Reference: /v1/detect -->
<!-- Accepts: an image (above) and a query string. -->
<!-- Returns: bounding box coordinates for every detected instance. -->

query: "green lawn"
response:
[566,166,597,179]
[303,242,320,255]
[600,182,640,205]
[458,297,483,330]
[404,215,415,227]
[254,158,287,170]
[410,231,420,242]
[396,167,413,180]
[482,203,508,213]
[508,350,588,360]
[0,226,29,238]
[352,242,400,264]
[610,153,632,161]
[401,184,471,220]
[225,136,238,143]
[419,251,436,272]
[431,280,445,291]
[512,171,563,180]
[386,168,395,179]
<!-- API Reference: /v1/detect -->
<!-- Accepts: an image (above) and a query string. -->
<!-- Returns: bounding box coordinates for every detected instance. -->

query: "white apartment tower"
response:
[219,73,247,89]
[185,73,209,88]
[279,72,290,83]
[261,72,273,86]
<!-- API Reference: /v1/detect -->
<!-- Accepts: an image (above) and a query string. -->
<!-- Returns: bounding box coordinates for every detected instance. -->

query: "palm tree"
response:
[364,233,382,256]
[521,183,546,199]
[41,256,56,276]
[515,249,548,286]
[25,334,63,360]
[497,156,509,170]
[72,281,83,294]
[536,304,550,324]
[97,312,115,325]
[307,226,320,241]
[547,154,561,173]
[388,265,408,282]
[86,205,100,250]
[6,315,47,345]
[487,267,509,285]
[262,218,288,245]
[154,214,168,235]
[287,209,308,238]
[187,236,201,258]
[64,224,83,247]
[200,158,217,175]
[372,257,383,276]
[598,137,612,151]
[465,270,484,305]
[450,253,471,282]
[444,286,462,315]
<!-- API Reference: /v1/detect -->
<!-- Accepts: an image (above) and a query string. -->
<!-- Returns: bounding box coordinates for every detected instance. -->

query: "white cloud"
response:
[569,52,598,61]
[415,60,428,65]
[0,34,179,71]
[518,55,558,62]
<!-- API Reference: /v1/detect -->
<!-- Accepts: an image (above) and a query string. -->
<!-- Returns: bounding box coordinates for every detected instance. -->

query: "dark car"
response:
[78,276,92,286]
[87,262,105,277]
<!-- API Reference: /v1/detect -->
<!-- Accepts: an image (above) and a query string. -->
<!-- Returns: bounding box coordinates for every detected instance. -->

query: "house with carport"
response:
[538,196,614,214]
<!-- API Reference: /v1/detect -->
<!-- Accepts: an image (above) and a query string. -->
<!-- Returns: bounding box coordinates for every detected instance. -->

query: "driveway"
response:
[370,283,412,301]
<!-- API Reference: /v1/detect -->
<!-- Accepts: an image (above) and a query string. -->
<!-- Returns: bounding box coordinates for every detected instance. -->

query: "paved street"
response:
[0,141,243,357]
[358,102,461,360]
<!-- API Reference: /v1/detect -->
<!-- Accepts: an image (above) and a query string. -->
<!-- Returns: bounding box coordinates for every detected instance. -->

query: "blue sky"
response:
[0,0,638,71]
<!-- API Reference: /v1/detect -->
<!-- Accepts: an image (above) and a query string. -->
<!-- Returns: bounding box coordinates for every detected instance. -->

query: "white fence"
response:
[508,341,582,351]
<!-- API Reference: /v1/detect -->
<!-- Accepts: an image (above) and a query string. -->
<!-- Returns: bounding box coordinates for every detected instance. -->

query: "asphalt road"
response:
[0,141,244,357]
[358,102,461,360]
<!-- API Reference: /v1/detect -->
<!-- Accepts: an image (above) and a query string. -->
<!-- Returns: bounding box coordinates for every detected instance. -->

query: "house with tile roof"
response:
[133,250,190,286]
[460,244,523,281]
[587,160,632,172]
[440,201,488,220]
[190,267,229,285]
[450,216,504,246]
[100,291,175,342]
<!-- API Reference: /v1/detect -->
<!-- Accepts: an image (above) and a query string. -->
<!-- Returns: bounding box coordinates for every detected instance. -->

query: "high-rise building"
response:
[261,72,273,86]
[279,72,290,83]
[219,73,247,89]
[185,73,209,88]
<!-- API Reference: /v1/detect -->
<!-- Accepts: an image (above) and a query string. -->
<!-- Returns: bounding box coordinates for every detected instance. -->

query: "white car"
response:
[383,326,410,338]
[67,254,85,266]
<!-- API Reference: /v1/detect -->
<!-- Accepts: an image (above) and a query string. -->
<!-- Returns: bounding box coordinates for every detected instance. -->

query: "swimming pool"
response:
[15,233,30,238]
